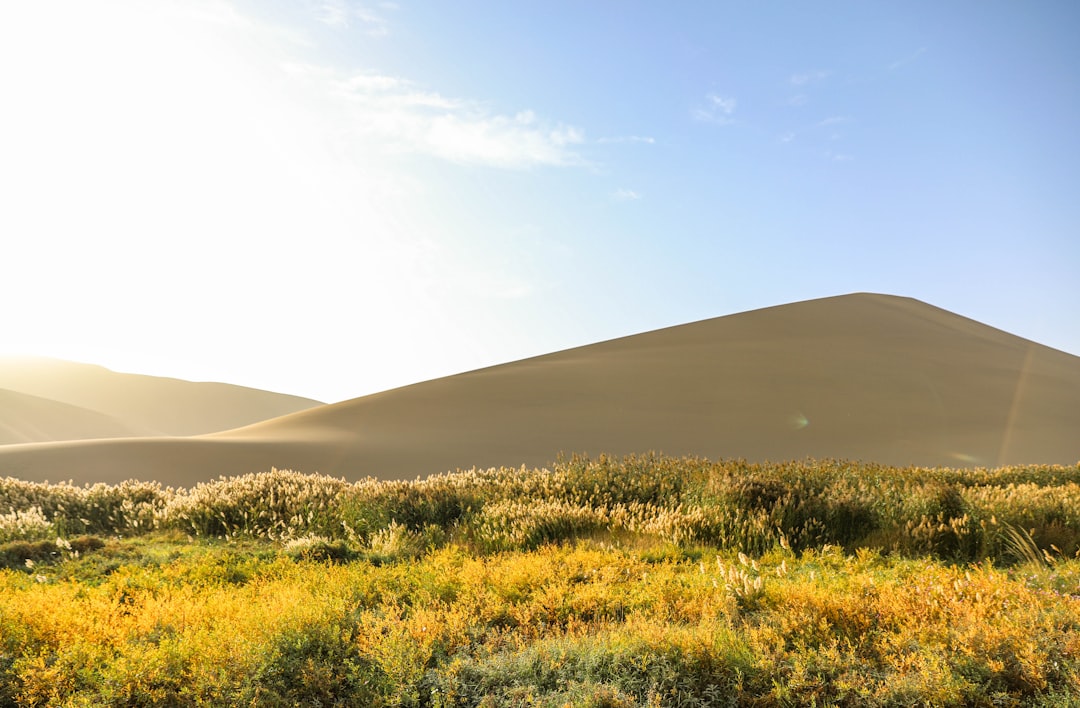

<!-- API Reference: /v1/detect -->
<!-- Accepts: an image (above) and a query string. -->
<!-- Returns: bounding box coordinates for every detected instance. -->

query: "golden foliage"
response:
[1,455,1080,704]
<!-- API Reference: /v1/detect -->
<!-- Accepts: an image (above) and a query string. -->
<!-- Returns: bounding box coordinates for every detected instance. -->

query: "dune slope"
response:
[2,293,1078,486]
[0,389,151,444]
[0,357,323,437]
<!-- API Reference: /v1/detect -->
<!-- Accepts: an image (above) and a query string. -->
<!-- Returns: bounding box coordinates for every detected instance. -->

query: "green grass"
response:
[2,455,1080,705]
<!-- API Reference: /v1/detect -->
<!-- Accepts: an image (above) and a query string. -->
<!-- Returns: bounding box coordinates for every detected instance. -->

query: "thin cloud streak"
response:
[597,135,656,145]
[288,64,587,168]
[889,47,927,70]
[816,116,851,127]
[313,0,390,35]
[789,70,829,86]
[693,93,737,124]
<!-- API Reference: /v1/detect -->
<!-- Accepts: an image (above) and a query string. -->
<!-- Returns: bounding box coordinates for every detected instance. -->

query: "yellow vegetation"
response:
[1,455,1079,705]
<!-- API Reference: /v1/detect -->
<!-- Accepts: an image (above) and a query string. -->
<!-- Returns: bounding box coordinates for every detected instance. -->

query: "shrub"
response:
[282,535,357,564]
[162,469,349,539]
[0,539,61,570]
[0,507,52,545]
[469,499,612,551]
[243,622,390,706]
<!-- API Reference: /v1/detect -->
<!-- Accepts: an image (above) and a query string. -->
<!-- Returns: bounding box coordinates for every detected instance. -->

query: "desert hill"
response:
[0,388,151,444]
[1,293,1078,486]
[0,357,323,437]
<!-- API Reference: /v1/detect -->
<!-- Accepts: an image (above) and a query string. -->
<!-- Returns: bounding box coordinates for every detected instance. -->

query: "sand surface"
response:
[0,357,322,437]
[0,388,151,444]
[2,293,1078,486]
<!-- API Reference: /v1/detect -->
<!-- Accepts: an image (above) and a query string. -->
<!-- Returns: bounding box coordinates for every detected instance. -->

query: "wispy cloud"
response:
[597,135,655,145]
[786,70,829,109]
[611,188,642,201]
[816,116,852,143]
[789,70,829,86]
[816,116,851,128]
[693,93,737,124]
[314,0,348,26]
[313,0,390,36]
[779,116,855,155]
[288,65,587,168]
[889,47,927,70]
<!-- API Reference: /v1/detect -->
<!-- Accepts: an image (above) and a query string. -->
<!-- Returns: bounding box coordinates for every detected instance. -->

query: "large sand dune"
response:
[0,357,322,437]
[2,293,1078,486]
[0,389,151,444]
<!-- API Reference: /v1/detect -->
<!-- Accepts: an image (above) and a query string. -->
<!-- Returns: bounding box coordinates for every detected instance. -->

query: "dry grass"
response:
[2,455,1080,705]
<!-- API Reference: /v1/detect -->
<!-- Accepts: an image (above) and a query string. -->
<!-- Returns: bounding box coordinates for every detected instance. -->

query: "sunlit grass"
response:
[2,455,1080,705]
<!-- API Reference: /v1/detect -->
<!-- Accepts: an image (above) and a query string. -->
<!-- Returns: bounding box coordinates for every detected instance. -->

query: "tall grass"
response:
[2,455,1080,704]
[7,455,1080,564]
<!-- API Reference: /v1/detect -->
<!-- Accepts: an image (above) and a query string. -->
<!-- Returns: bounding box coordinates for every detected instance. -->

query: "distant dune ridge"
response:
[0,357,323,437]
[2,293,1078,486]
[0,388,151,444]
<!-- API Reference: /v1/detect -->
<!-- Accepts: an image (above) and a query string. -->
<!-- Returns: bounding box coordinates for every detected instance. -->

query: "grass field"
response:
[2,455,1080,706]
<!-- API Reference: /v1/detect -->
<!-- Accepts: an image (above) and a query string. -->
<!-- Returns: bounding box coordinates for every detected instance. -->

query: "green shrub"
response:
[428,632,752,707]
[282,535,357,564]
[0,539,60,570]
[243,622,390,706]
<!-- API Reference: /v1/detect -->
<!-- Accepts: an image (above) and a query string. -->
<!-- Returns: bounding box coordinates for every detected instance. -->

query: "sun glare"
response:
[0,0,459,399]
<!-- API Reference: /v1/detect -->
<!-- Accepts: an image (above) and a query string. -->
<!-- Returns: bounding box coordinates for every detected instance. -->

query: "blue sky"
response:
[1,1,1077,402]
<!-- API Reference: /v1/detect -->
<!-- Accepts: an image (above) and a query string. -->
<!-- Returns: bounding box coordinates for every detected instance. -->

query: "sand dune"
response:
[0,389,151,444]
[0,357,322,437]
[2,293,1078,486]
